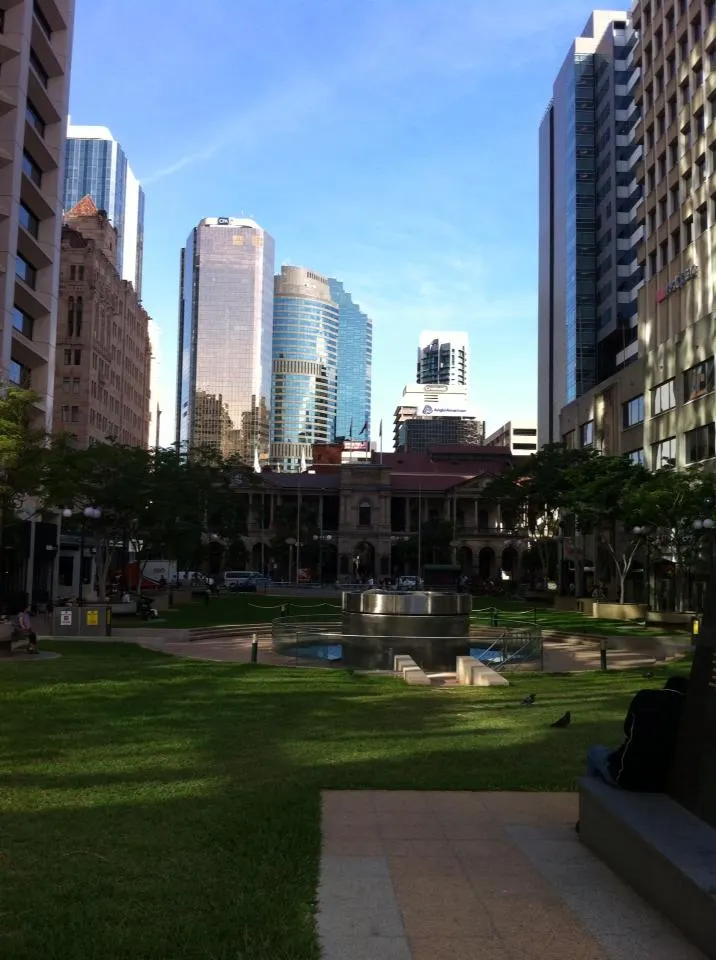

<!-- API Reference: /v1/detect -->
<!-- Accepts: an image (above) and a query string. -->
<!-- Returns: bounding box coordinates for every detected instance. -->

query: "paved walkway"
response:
[98,631,673,673]
[318,791,707,960]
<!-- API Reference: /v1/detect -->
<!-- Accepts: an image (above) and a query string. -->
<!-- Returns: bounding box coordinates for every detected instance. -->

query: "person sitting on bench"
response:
[12,606,38,655]
[586,676,688,791]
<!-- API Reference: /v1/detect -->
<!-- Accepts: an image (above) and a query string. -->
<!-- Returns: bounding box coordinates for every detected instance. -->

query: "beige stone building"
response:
[560,0,716,474]
[0,0,75,429]
[54,196,151,447]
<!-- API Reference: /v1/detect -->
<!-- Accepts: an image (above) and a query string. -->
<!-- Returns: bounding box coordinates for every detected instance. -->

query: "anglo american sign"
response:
[656,265,698,303]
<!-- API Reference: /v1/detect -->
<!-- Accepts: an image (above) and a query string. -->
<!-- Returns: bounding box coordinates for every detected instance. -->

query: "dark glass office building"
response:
[176,218,275,462]
[538,12,642,445]
[64,124,145,297]
[328,278,372,441]
[271,267,339,471]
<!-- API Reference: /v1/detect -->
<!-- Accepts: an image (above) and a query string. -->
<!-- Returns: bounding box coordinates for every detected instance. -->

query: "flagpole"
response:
[379,419,383,466]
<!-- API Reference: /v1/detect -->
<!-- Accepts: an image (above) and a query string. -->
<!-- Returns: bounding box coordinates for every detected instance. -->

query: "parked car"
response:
[395,576,421,591]
[224,571,271,592]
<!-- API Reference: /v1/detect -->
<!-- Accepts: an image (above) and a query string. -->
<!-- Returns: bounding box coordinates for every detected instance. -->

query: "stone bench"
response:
[393,654,431,686]
[456,655,509,687]
[579,776,716,960]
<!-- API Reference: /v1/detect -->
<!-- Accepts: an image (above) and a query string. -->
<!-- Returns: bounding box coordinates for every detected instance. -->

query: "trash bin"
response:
[52,604,112,637]
[691,615,701,639]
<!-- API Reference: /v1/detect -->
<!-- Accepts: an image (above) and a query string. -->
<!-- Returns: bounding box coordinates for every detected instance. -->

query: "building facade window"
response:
[358,501,371,527]
[22,150,42,187]
[652,436,677,469]
[25,99,45,137]
[580,420,594,447]
[628,448,645,465]
[652,378,676,415]
[12,305,34,339]
[623,394,644,427]
[683,357,715,402]
[685,423,716,463]
[19,202,40,238]
[15,254,37,289]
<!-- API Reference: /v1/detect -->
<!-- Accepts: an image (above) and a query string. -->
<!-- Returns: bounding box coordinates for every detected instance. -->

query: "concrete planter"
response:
[592,602,648,621]
[0,621,14,657]
[646,611,694,628]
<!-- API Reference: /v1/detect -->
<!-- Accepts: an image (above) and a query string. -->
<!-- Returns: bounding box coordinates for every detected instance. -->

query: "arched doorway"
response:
[457,544,473,572]
[501,546,519,579]
[478,546,495,581]
[319,542,338,583]
[251,542,264,573]
[354,541,376,579]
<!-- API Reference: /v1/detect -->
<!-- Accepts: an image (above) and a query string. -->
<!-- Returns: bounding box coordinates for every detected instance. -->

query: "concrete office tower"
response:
[485,421,538,455]
[538,11,642,446]
[271,266,339,471]
[56,197,151,447]
[0,1,75,432]
[64,123,145,298]
[176,217,275,462]
[417,331,468,387]
[393,383,484,452]
[328,278,372,442]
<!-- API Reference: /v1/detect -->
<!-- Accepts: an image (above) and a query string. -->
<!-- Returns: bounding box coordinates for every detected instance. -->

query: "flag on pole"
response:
[253,446,261,474]
[349,418,354,439]
[299,452,307,473]
[379,419,383,438]
[359,420,368,436]
[379,419,383,465]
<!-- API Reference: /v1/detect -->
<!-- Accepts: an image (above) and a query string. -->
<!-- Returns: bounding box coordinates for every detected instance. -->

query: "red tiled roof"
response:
[66,195,98,218]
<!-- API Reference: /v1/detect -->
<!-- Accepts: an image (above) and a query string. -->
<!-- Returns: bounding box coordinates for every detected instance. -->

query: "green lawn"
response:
[471,601,685,639]
[0,642,688,959]
[120,591,686,640]
[121,593,341,629]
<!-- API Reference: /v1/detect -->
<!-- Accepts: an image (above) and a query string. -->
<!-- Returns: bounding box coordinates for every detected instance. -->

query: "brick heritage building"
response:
[244,446,532,582]
[54,196,151,446]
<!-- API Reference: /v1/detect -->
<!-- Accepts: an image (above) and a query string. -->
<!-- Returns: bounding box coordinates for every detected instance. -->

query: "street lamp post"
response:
[286,537,297,585]
[633,526,651,608]
[692,517,714,613]
[313,533,332,584]
[64,506,101,603]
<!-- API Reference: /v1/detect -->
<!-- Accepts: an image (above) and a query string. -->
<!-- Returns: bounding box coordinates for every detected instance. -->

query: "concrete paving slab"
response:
[319,790,709,960]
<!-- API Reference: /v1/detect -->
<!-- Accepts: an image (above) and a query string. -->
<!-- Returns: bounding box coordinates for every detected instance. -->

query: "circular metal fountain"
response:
[342,589,471,639]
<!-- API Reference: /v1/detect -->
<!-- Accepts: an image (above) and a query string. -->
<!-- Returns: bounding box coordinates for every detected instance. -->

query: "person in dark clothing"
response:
[586,676,689,791]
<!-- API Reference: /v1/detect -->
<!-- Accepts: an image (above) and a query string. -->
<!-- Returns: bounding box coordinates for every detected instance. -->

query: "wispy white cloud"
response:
[143,0,589,184]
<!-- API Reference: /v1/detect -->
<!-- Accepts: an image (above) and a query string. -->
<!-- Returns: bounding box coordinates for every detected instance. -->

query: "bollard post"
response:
[251,633,258,664]
[600,637,608,672]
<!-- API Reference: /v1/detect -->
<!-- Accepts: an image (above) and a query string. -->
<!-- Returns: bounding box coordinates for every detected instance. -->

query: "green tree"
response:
[45,440,154,599]
[627,466,716,610]
[484,444,596,579]
[565,454,651,603]
[0,386,51,599]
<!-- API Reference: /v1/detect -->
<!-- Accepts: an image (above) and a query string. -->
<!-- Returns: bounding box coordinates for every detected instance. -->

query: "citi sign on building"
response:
[656,265,698,303]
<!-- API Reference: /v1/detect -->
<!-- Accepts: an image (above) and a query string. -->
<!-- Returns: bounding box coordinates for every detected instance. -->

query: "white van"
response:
[224,571,269,590]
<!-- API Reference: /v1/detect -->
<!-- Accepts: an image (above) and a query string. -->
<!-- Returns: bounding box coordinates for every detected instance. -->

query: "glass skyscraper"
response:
[271,267,339,471]
[176,218,275,462]
[328,278,372,440]
[416,331,468,388]
[538,12,641,445]
[64,124,145,298]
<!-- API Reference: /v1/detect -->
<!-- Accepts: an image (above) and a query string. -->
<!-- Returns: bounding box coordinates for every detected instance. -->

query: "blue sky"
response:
[68,0,601,446]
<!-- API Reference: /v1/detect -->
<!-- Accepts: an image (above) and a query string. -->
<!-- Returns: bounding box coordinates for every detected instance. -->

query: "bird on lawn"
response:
[550,711,571,728]
[642,671,655,679]
[520,693,537,705]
